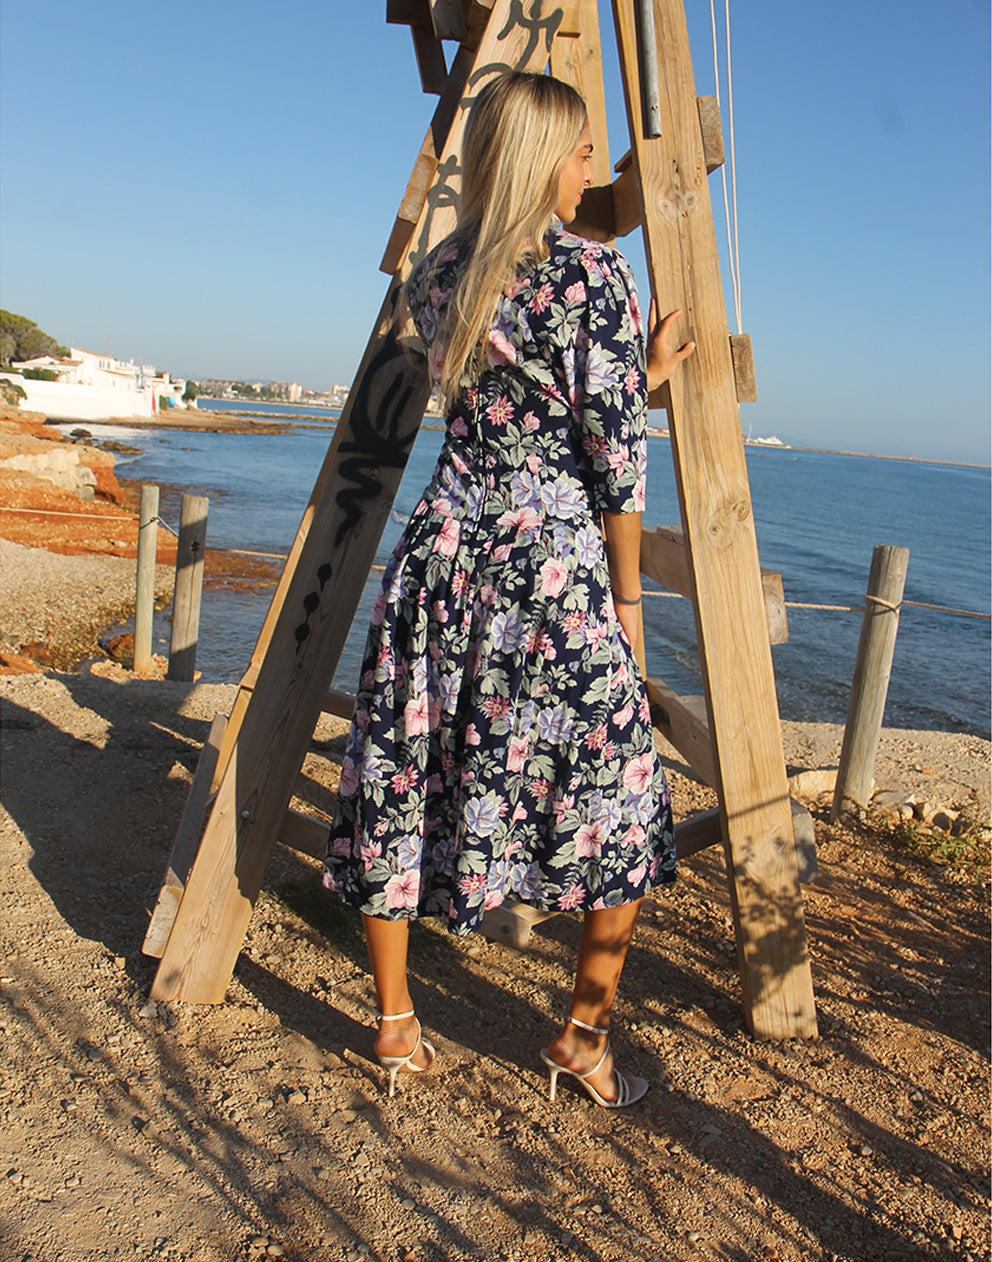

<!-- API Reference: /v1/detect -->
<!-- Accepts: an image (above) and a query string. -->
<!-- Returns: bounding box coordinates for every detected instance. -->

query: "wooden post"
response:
[167,494,208,683]
[613,0,817,1039]
[832,545,910,821]
[133,483,159,674]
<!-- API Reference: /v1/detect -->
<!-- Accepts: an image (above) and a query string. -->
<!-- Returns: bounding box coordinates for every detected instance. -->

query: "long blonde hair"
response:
[436,72,587,408]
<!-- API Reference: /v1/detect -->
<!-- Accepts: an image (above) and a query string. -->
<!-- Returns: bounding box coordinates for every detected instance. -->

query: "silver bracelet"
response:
[612,592,642,606]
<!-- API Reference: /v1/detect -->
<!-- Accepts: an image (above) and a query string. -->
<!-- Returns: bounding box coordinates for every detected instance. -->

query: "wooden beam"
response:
[412,23,449,94]
[142,715,226,957]
[430,0,467,41]
[151,0,567,1006]
[279,808,329,860]
[613,0,816,1039]
[696,95,724,173]
[611,161,642,237]
[644,679,716,788]
[730,332,757,403]
[322,689,357,722]
[640,525,788,644]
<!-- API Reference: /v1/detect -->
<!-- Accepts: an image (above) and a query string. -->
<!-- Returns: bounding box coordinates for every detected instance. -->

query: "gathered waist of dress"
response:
[421,440,593,526]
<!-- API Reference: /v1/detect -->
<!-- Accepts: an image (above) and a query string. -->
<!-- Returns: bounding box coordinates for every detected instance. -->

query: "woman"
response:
[324,71,694,1106]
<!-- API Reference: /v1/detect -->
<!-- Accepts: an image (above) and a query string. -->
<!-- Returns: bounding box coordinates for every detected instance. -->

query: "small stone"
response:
[249,1237,270,1251]
[591,1204,604,1214]
[266,1246,284,1258]
[114,956,127,970]
[401,1197,415,1209]
[859,1145,874,1157]
[339,1109,357,1123]
[285,1089,306,1106]
[138,1001,158,1019]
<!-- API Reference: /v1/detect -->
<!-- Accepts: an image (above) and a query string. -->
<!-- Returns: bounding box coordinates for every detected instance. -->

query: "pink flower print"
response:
[564,281,586,305]
[428,340,445,383]
[614,659,629,689]
[558,884,586,911]
[458,872,487,895]
[553,793,575,825]
[374,820,388,837]
[624,364,641,396]
[428,284,452,311]
[583,433,607,457]
[511,801,528,823]
[450,415,469,437]
[622,823,645,848]
[575,821,605,858]
[391,765,419,795]
[540,557,569,598]
[338,756,359,798]
[321,870,343,892]
[530,281,554,312]
[484,888,506,911]
[437,241,459,265]
[433,517,461,556]
[486,395,514,426]
[602,741,618,761]
[371,589,387,627]
[638,694,651,723]
[612,702,635,729]
[452,568,469,596]
[425,773,443,795]
[404,695,429,738]
[385,870,420,910]
[626,863,647,888]
[482,695,512,721]
[359,840,382,872]
[329,835,351,859]
[585,724,607,751]
[531,778,553,801]
[493,544,512,563]
[564,610,587,633]
[623,752,655,794]
[525,453,542,474]
[606,445,631,475]
[464,723,482,746]
[479,584,498,607]
[633,478,646,511]
[522,411,540,433]
[486,328,517,368]
[506,735,529,772]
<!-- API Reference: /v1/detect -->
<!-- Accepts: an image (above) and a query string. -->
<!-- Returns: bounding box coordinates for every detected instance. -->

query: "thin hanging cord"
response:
[709,0,743,333]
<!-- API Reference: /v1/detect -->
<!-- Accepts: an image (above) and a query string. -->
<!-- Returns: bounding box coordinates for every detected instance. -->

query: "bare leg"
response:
[545,899,643,1102]
[361,914,431,1068]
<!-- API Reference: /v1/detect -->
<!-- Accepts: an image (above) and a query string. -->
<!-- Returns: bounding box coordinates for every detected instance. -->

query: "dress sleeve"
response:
[573,248,648,515]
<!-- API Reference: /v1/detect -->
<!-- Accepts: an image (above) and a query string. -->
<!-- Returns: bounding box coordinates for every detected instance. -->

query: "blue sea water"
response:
[97,412,991,737]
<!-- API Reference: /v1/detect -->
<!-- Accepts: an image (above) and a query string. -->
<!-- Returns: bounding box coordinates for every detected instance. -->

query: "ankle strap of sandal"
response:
[375,1009,415,1021]
[569,1015,609,1035]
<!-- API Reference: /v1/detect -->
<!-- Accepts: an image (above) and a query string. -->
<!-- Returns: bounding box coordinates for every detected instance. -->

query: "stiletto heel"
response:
[375,1009,436,1098]
[540,1016,648,1108]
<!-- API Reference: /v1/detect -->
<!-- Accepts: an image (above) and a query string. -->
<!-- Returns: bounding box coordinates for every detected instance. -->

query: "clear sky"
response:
[2,1,989,464]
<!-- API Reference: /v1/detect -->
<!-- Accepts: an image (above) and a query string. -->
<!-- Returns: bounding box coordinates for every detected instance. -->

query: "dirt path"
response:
[1,672,988,1262]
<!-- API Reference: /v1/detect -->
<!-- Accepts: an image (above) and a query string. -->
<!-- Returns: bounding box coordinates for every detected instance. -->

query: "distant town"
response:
[196,379,350,409]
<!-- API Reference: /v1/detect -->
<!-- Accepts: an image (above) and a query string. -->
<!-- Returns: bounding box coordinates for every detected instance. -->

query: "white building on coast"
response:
[0,346,191,421]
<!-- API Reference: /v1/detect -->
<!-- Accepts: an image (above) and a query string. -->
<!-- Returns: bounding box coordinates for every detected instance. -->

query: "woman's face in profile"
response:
[555,120,594,223]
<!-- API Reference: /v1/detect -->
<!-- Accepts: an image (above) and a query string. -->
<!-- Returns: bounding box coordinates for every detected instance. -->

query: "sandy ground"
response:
[0,411,989,1261]
[0,669,989,1262]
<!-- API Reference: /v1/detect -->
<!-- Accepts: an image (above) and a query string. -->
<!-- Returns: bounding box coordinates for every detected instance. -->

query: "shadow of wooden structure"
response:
[143,0,818,1041]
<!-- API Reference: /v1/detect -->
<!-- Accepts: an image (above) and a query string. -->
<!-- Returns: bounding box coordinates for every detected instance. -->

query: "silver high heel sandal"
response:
[540,1016,648,1108]
[375,1009,435,1098]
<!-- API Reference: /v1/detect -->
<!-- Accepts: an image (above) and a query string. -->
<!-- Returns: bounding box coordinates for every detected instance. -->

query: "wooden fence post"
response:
[167,494,208,683]
[832,545,910,820]
[133,484,159,674]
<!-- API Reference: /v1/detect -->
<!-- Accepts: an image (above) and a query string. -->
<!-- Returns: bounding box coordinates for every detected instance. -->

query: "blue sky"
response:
[2,1,988,463]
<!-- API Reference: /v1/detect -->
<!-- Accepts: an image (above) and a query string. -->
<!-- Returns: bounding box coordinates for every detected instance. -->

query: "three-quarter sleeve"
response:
[573,248,648,515]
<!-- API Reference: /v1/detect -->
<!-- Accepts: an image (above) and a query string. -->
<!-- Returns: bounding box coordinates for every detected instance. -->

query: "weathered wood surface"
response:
[151,0,571,1005]
[142,714,226,957]
[167,494,208,684]
[645,680,715,788]
[613,0,816,1038]
[730,332,757,403]
[133,483,159,674]
[696,95,724,172]
[832,545,910,820]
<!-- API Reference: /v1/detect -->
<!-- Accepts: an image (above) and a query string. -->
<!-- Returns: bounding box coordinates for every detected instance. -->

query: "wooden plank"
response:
[480,901,559,948]
[322,689,357,722]
[387,0,432,24]
[676,802,817,885]
[730,332,757,403]
[279,808,329,860]
[142,715,226,957]
[151,0,568,1006]
[696,95,724,173]
[167,494,208,683]
[613,0,816,1039]
[611,161,642,237]
[550,0,613,244]
[645,679,716,788]
[412,22,449,94]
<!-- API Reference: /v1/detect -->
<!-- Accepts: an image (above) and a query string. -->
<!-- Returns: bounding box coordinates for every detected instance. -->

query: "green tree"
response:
[0,310,67,364]
[182,380,198,402]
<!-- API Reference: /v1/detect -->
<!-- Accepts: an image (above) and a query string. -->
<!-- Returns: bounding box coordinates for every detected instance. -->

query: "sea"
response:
[77,402,991,739]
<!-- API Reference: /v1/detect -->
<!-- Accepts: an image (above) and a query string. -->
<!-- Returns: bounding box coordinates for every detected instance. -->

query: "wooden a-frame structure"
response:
[144,0,818,1041]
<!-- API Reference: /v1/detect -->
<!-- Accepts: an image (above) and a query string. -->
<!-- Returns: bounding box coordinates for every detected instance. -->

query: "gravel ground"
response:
[0,538,173,669]
[0,669,989,1262]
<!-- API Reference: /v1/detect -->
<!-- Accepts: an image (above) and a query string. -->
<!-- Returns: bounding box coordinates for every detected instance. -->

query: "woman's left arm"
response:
[603,509,643,652]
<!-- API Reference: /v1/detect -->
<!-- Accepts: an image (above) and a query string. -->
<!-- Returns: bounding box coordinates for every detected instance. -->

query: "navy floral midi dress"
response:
[323,227,675,934]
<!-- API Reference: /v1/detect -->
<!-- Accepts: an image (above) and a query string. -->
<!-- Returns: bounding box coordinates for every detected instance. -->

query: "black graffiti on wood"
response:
[294,292,430,656]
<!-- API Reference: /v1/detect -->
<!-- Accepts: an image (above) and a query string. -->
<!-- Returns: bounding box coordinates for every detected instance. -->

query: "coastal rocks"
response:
[1,444,97,499]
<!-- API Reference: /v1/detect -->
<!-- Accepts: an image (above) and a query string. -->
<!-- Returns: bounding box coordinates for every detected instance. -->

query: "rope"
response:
[641,589,990,621]
[0,507,134,520]
[709,0,743,333]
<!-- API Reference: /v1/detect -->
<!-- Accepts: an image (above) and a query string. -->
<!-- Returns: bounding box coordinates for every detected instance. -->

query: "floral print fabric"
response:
[323,228,675,933]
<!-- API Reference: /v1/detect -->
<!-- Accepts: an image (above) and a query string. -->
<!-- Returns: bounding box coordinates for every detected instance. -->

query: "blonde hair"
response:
[436,72,587,408]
